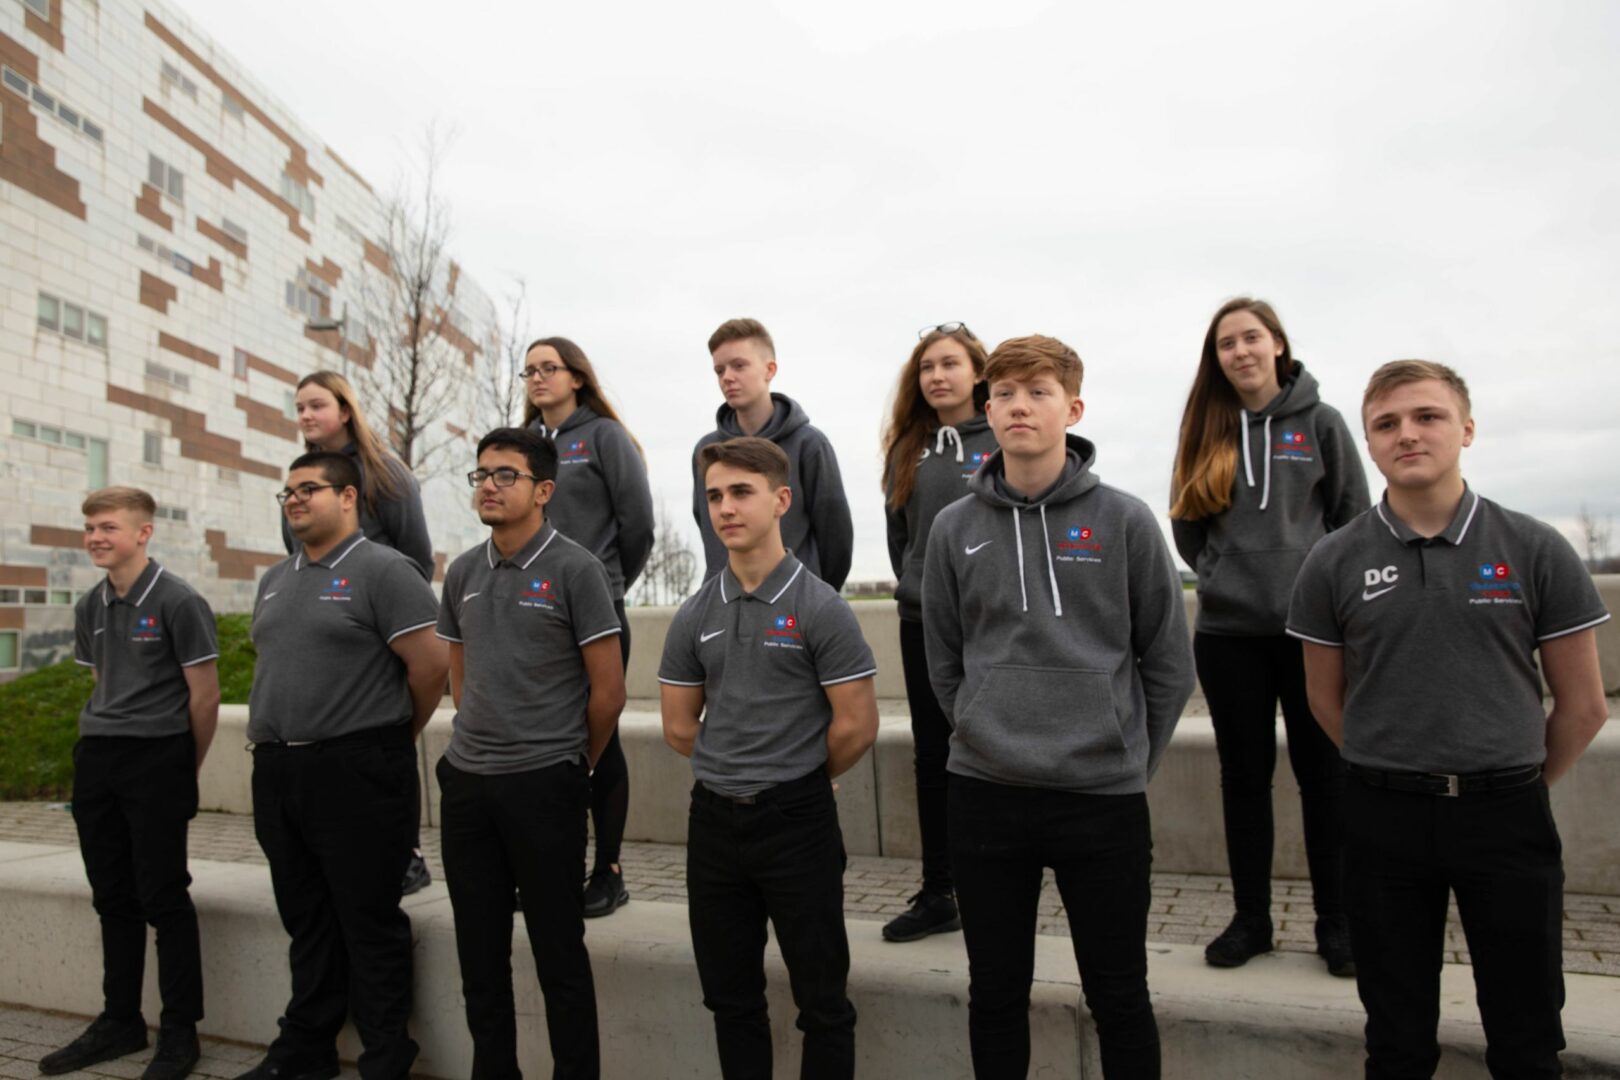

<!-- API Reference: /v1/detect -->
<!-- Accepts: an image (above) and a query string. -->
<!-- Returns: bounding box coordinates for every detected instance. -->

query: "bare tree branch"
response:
[628,503,699,607]
[477,275,531,433]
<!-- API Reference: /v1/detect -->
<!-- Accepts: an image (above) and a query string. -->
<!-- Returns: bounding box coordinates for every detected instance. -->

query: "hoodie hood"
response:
[531,403,600,440]
[1239,364,1322,513]
[968,434,1101,615]
[715,392,811,443]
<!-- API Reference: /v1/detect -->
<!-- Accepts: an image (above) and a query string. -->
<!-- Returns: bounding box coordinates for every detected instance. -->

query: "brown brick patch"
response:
[0,566,48,587]
[205,529,284,581]
[196,217,247,259]
[362,238,391,276]
[139,271,178,314]
[0,34,86,220]
[235,394,298,441]
[433,552,447,583]
[106,384,282,481]
[29,525,81,549]
[24,1,63,51]
[303,325,374,370]
[240,350,297,386]
[304,257,342,288]
[158,331,220,369]
[190,256,223,292]
[0,609,24,630]
[135,183,172,230]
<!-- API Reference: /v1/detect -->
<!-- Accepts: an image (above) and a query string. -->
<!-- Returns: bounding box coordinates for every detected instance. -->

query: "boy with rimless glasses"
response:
[436,428,627,1079]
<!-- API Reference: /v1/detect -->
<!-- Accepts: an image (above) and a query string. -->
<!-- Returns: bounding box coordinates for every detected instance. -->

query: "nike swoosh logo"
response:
[1362,586,1396,601]
[262,591,278,601]
[700,630,726,642]
[965,541,993,555]
[462,592,481,602]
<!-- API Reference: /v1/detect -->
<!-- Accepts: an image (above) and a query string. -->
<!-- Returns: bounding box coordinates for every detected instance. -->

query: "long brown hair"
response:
[881,327,989,511]
[296,370,403,513]
[1170,298,1294,520]
[520,337,644,457]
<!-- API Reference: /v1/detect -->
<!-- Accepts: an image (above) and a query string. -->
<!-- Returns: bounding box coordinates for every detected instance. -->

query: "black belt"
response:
[698,767,828,806]
[1347,762,1542,798]
[253,723,412,753]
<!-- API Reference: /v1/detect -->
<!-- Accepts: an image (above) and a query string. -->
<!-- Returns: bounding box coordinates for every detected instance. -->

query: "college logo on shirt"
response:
[961,450,990,479]
[131,615,162,642]
[560,439,591,465]
[319,577,354,602]
[1273,430,1314,461]
[1053,525,1103,564]
[1469,561,1524,606]
[763,613,804,650]
[519,577,560,610]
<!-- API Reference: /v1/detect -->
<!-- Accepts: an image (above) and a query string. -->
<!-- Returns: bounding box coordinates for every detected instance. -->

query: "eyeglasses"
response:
[919,321,972,340]
[519,363,569,381]
[467,467,541,488]
[275,483,337,506]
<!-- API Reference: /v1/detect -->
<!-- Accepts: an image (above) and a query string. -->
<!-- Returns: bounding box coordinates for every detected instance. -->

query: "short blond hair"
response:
[82,486,156,519]
[1362,360,1472,420]
[984,335,1083,396]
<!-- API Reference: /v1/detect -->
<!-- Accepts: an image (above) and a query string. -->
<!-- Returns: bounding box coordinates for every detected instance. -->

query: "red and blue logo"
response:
[962,450,990,476]
[1274,430,1314,458]
[319,576,353,601]
[1480,563,1510,580]
[1055,525,1102,562]
[132,615,162,641]
[1469,560,1522,603]
[561,439,590,462]
[765,613,802,644]
[520,577,558,609]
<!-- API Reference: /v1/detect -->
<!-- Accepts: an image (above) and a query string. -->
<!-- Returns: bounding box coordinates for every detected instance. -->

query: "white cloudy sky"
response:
[186,0,1620,579]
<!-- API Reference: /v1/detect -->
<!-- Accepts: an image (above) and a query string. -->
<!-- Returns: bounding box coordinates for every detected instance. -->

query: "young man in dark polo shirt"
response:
[921,336,1195,1079]
[660,436,878,1080]
[40,487,219,1080]
[1288,360,1610,1078]
[239,451,447,1080]
[435,427,626,1079]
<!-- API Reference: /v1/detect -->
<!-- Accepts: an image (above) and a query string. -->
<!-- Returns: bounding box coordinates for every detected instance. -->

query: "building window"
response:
[155,506,188,523]
[86,313,107,347]
[144,361,191,392]
[286,268,330,319]
[143,431,163,466]
[61,302,84,339]
[2,68,28,95]
[2,65,103,143]
[37,293,59,331]
[38,292,108,348]
[222,95,244,120]
[0,631,17,672]
[222,218,248,245]
[0,588,18,604]
[284,391,297,420]
[23,589,47,605]
[12,418,110,487]
[160,61,198,100]
[148,154,184,203]
[87,438,108,489]
[233,347,249,378]
[50,590,72,605]
[280,173,315,220]
[217,467,239,485]
[22,0,51,19]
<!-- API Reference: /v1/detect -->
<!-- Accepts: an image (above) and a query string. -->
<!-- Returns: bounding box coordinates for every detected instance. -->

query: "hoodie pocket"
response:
[957,665,1129,786]
[1198,547,1308,631]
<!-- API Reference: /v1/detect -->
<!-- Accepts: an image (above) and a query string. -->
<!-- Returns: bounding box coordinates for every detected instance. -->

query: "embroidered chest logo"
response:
[1273,430,1315,461]
[961,450,990,479]
[131,615,162,642]
[1362,566,1398,601]
[1469,561,1524,606]
[319,577,354,602]
[1054,525,1103,564]
[560,439,591,465]
[520,577,560,611]
[763,613,804,650]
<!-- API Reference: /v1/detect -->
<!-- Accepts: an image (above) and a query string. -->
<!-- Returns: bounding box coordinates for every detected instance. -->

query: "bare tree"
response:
[1578,502,1613,570]
[476,276,531,433]
[629,503,700,607]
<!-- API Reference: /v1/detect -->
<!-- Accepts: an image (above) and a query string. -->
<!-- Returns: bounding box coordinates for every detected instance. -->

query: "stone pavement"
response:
[3,801,1616,977]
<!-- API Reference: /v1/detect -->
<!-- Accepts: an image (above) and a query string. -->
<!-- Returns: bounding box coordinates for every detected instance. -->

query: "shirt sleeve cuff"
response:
[1285,628,1343,647]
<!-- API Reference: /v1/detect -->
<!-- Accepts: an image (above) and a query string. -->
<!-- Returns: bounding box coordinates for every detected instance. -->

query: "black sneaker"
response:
[142,1024,201,1080]
[232,1056,341,1080]
[1204,915,1274,968]
[582,867,629,918]
[882,890,962,943]
[39,1013,148,1075]
[401,851,432,896]
[1316,914,1356,978]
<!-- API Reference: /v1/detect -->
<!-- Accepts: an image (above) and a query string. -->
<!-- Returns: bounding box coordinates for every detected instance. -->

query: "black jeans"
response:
[687,770,855,1080]
[949,774,1158,1080]
[588,600,632,875]
[251,726,419,1079]
[1345,778,1565,1079]
[899,617,952,895]
[72,733,202,1028]
[1194,632,1344,918]
[438,756,599,1080]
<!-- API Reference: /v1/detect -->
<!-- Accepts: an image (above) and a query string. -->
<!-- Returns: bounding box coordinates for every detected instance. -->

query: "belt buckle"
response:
[1440,773,1460,798]
[733,792,757,805]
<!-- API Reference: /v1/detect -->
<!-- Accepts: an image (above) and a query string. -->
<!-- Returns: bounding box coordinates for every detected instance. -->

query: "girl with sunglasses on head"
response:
[878,321,996,943]
[523,336,655,918]
[1169,297,1369,976]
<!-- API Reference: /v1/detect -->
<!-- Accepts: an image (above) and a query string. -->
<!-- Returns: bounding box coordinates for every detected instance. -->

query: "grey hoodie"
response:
[922,435,1195,794]
[1171,364,1370,636]
[692,392,854,590]
[529,405,655,600]
[279,441,432,580]
[886,412,998,622]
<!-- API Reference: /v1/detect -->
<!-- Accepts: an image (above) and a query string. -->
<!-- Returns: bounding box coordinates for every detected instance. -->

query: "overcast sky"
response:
[184,0,1620,579]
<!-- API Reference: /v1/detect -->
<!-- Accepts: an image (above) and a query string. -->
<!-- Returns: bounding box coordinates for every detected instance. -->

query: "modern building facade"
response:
[1,0,500,677]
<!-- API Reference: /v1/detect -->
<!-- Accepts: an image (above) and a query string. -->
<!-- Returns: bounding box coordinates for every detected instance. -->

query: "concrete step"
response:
[3,838,1617,1078]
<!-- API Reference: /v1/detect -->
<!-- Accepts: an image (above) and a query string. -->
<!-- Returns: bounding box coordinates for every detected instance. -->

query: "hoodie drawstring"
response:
[1260,415,1272,511]
[1239,410,1272,512]
[934,425,964,463]
[1037,505,1063,616]
[1010,507,1062,616]
[1012,510,1029,613]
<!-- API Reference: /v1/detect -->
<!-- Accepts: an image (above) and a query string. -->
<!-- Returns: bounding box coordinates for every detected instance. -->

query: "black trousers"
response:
[251,726,419,1079]
[899,617,953,895]
[1345,778,1566,1079]
[438,756,599,1080]
[949,774,1158,1080]
[686,770,855,1080]
[587,600,632,875]
[1194,632,1345,918]
[72,733,203,1028]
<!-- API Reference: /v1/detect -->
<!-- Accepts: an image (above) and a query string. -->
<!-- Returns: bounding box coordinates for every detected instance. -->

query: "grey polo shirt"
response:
[436,522,621,775]
[74,560,218,738]
[1287,487,1610,773]
[248,533,440,743]
[658,552,877,796]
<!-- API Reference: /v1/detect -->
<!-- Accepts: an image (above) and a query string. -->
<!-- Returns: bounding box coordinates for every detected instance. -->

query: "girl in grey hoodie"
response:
[1169,298,1369,976]
[878,322,997,944]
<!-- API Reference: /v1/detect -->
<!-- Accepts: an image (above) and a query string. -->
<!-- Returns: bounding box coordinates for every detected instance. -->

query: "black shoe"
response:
[232,1057,341,1080]
[1204,915,1274,968]
[142,1025,201,1080]
[582,867,629,918]
[882,890,962,943]
[1316,914,1356,978]
[401,851,432,896]
[39,1013,148,1075]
